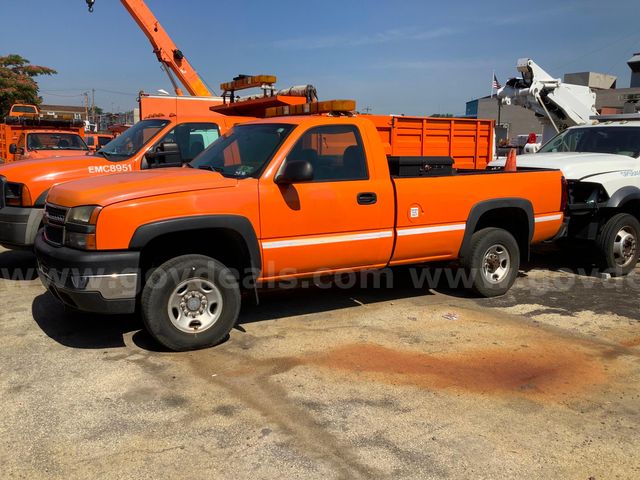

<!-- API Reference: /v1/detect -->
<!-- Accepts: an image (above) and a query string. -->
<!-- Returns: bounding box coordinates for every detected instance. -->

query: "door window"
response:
[285,125,368,181]
[157,122,220,162]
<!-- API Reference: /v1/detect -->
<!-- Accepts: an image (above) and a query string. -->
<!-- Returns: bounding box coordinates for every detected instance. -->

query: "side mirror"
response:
[9,144,17,154]
[145,142,182,168]
[275,160,314,184]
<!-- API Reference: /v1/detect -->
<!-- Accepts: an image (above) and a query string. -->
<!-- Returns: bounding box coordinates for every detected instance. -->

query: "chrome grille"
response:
[44,203,68,246]
[45,204,68,224]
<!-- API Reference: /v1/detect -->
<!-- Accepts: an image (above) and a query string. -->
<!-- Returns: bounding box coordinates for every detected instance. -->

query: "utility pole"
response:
[91,88,96,124]
[83,91,89,123]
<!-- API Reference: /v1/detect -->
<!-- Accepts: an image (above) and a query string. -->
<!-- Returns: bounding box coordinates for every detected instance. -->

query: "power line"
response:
[94,88,138,97]
[40,91,85,98]
[548,29,640,73]
[43,88,137,97]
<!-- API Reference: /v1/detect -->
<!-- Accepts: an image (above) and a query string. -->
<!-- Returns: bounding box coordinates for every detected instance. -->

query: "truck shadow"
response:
[239,269,437,326]
[524,242,602,276]
[31,268,439,351]
[0,249,38,281]
[31,292,144,350]
[31,252,628,352]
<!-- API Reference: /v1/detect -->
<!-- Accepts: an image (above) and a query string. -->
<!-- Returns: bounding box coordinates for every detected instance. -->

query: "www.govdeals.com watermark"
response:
[4,262,639,296]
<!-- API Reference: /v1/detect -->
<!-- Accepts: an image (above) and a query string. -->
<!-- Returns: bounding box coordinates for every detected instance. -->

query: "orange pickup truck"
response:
[0,100,247,249]
[35,102,566,351]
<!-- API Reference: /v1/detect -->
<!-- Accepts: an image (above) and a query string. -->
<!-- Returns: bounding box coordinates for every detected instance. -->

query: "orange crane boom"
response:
[86,0,212,97]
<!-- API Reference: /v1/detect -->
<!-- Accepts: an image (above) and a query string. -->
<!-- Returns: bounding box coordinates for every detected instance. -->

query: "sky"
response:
[1,0,640,116]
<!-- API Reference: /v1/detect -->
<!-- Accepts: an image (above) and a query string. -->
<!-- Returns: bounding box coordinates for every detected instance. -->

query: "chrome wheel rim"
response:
[613,227,637,267]
[482,244,511,284]
[167,278,223,333]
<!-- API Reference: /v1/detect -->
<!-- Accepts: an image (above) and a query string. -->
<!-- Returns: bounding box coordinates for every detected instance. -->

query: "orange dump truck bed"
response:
[369,115,494,169]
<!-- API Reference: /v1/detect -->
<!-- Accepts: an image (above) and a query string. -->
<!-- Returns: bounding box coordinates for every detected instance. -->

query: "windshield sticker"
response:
[88,164,133,174]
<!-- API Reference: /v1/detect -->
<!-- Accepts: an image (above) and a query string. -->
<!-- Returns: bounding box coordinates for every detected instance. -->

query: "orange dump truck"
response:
[0,105,88,163]
[35,101,565,351]
[0,94,248,250]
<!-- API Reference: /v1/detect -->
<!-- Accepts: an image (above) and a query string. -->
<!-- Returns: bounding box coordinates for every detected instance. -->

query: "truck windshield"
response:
[26,133,88,151]
[539,126,640,158]
[190,123,295,178]
[12,105,38,114]
[98,119,169,161]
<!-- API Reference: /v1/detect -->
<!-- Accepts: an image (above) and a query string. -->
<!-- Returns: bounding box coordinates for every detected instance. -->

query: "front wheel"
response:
[463,227,520,297]
[596,213,639,276]
[141,254,241,351]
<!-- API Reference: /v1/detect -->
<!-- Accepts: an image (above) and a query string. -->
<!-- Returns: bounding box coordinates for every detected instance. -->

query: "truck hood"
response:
[47,167,238,207]
[27,150,91,159]
[0,155,111,186]
[489,152,640,180]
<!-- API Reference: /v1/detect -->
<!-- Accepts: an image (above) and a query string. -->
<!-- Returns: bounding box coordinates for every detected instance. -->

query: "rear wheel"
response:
[141,254,241,351]
[463,227,520,297]
[596,213,639,276]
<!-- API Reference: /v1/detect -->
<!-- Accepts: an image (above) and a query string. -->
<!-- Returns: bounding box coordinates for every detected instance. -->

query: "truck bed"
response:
[389,167,564,265]
[369,115,494,169]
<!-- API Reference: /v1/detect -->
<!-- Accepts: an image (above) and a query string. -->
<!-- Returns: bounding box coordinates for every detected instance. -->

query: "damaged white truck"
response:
[491,115,640,275]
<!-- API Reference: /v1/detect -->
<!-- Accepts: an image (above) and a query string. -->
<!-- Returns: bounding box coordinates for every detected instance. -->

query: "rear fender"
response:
[458,198,534,261]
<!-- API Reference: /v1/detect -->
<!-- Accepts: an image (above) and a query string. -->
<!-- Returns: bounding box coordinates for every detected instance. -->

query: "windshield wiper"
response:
[197,165,225,173]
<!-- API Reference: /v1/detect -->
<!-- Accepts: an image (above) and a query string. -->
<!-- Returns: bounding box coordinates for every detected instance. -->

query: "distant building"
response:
[563,72,617,90]
[466,97,541,146]
[628,52,640,88]
[39,104,87,121]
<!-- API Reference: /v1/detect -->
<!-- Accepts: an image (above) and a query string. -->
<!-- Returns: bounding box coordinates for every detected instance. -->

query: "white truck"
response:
[491,115,640,275]
[492,58,639,275]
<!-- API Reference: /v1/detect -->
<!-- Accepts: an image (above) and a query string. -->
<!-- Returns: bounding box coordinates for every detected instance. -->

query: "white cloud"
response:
[272,27,457,50]
[374,58,494,71]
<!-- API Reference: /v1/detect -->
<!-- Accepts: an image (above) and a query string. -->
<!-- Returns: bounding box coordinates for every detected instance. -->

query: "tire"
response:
[463,227,520,297]
[141,254,241,351]
[596,213,639,277]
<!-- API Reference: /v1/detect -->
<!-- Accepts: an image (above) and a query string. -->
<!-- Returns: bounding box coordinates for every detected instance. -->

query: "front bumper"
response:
[35,233,140,314]
[0,206,43,249]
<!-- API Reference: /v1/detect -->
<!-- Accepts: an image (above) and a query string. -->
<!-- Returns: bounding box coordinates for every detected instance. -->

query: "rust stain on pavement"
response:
[299,342,614,401]
[620,336,640,347]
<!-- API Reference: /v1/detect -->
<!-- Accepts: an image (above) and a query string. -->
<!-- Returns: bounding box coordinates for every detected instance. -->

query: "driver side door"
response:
[258,124,394,279]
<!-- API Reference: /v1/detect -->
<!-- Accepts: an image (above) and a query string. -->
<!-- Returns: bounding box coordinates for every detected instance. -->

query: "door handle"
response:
[357,192,377,205]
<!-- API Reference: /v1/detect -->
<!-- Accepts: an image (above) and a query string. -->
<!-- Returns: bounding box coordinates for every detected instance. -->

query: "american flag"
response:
[492,74,502,90]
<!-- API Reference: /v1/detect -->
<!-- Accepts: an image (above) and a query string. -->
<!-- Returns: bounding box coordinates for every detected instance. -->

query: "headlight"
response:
[4,182,32,207]
[66,205,102,225]
[64,205,102,250]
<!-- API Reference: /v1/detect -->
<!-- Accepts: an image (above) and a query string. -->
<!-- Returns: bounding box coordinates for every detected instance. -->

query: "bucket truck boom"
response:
[497,58,597,144]
[86,0,211,97]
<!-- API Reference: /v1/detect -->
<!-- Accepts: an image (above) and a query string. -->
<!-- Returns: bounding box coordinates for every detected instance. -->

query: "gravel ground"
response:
[0,245,638,480]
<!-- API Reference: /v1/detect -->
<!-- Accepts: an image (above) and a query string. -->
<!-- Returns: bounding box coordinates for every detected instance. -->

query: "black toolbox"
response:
[387,156,455,177]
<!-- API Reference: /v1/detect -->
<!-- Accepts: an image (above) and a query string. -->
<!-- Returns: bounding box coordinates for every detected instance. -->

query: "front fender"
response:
[129,214,262,273]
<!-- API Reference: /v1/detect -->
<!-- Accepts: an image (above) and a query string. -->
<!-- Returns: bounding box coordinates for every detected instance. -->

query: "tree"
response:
[0,54,56,117]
